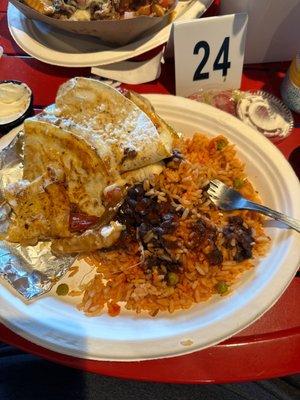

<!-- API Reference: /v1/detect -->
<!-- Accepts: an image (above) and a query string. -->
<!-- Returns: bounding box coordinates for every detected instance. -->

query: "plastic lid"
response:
[236,91,294,143]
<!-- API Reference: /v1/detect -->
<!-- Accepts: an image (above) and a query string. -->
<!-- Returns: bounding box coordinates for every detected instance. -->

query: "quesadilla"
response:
[2,78,177,253]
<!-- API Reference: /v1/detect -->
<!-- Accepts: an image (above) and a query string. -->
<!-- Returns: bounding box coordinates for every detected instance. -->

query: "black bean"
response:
[127,184,145,199]
[138,223,152,239]
[127,198,137,208]
[223,217,254,261]
[206,246,223,265]
[228,216,243,226]
[153,227,164,237]
[160,213,178,234]
[165,149,184,163]
[164,149,184,169]
[194,219,206,236]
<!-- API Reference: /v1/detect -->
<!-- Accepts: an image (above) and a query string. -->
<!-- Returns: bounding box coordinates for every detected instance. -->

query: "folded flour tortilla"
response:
[40,77,174,173]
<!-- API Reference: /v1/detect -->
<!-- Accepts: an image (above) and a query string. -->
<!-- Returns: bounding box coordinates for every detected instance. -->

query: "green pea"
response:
[56,283,69,296]
[215,281,228,295]
[216,140,227,151]
[233,178,244,189]
[167,272,179,286]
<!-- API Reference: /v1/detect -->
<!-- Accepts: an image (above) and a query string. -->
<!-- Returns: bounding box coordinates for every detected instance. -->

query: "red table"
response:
[0,0,299,383]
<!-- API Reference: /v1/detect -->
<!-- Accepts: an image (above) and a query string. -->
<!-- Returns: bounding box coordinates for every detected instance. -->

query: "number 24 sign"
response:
[193,37,231,81]
[174,14,248,97]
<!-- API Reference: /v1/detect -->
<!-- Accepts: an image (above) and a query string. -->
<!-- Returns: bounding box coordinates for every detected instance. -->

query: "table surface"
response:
[0,0,299,384]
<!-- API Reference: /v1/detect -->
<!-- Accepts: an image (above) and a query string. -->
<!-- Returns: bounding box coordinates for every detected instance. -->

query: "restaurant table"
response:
[0,0,299,384]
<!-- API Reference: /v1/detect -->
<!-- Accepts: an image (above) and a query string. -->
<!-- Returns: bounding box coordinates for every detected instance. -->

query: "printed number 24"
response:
[193,37,231,81]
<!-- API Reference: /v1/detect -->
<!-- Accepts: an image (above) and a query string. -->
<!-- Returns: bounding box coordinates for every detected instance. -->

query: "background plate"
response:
[7,1,212,67]
[0,95,299,361]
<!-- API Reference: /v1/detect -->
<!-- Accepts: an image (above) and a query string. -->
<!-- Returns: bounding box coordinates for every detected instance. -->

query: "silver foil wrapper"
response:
[0,131,75,299]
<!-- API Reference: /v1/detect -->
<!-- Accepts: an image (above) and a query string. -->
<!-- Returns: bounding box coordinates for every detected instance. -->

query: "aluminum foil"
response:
[0,132,75,299]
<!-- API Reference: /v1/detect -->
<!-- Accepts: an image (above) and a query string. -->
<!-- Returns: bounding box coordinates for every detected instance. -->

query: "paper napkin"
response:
[91,49,164,85]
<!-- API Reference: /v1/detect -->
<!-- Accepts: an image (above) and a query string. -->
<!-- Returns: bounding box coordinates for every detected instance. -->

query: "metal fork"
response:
[207,179,300,233]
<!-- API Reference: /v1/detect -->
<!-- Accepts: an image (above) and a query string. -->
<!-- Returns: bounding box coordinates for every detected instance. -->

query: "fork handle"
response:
[244,201,300,233]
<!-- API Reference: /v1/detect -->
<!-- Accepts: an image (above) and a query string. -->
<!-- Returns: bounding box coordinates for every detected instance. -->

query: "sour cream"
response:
[0,82,32,125]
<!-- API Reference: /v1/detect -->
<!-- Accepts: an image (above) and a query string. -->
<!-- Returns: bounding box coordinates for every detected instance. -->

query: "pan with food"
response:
[10,0,177,45]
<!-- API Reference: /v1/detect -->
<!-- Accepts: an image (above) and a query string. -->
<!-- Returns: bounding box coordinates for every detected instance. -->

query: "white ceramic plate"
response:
[7,1,212,67]
[0,95,299,361]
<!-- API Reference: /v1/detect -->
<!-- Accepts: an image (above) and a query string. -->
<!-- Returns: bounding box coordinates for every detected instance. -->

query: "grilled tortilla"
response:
[45,77,175,172]
[23,119,110,218]
[4,167,71,246]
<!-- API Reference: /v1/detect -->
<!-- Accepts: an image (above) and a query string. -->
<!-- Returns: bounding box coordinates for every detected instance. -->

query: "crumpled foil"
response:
[0,131,75,299]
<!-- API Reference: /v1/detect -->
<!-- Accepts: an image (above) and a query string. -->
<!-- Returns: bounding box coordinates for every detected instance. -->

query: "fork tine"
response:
[207,189,219,199]
[211,179,225,188]
[207,186,217,195]
[209,180,220,188]
[207,184,216,192]
[208,180,224,195]
[209,197,219,205]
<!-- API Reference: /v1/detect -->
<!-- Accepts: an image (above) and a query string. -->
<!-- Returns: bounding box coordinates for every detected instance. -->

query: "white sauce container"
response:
[0,80,33,135]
